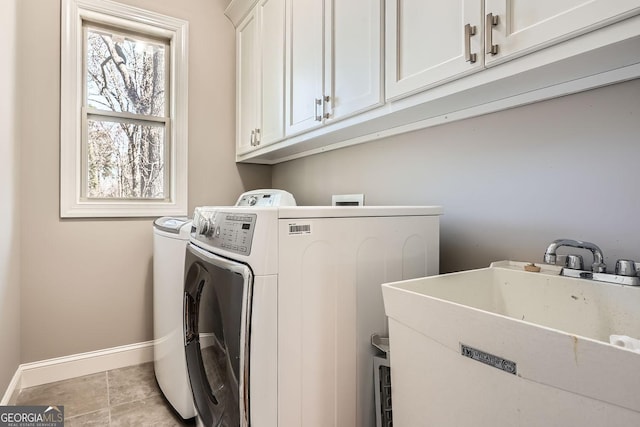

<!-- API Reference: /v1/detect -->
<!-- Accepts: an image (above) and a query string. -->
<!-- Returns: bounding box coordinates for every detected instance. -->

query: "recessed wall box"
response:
[332,194,365,206]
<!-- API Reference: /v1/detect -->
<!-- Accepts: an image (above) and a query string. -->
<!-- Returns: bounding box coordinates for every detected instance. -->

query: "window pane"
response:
[87,118,166,199]
[86,28,166,117]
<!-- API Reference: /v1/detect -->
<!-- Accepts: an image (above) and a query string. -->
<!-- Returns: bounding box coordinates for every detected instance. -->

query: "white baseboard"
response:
[1,340,155,405]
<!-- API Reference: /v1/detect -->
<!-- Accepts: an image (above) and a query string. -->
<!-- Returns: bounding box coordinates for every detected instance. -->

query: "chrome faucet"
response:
[543,238,607,273]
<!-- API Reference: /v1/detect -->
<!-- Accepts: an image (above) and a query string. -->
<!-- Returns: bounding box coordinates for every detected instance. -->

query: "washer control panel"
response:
[192,209,257,256]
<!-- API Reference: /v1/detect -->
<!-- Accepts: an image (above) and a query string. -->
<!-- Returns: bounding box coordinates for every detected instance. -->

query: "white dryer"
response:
[183,205,442,427]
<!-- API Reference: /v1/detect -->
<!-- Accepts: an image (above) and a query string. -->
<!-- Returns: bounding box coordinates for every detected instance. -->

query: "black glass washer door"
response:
[184,243,253,427]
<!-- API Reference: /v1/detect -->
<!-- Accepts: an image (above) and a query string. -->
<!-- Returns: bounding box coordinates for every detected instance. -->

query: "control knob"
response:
[200,218,214,237]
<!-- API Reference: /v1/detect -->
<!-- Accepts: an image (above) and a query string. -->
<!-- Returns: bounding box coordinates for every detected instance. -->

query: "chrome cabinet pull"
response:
[486,13,499,55]
[314,98,323,121]
[254,128,260,145]
[323,95,331,119]
[464,23,477,63]
[250,129,255,146]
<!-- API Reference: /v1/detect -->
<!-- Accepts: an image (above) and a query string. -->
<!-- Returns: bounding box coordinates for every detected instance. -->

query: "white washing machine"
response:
[153,217,195,419]
[183,204,442,427]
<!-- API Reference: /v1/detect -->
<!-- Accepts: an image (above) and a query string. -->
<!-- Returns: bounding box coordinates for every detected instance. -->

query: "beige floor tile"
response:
[12,363,192,426]
[107,362,160,407]
[15,372,108,418]
[110,394,188,427]
[64,408,110,426]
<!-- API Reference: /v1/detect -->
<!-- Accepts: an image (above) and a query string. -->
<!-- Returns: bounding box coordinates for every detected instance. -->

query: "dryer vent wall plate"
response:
[332,194,365,206]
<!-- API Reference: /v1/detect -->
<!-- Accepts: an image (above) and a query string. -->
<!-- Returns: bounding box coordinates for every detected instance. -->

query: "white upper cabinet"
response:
[386,0,484,100]
[285,0,324,135]
[386,0,640,100]
[328,0,383,122]
[285,0,383,136]
[228,0,639,163]
[485,0,640,66]
[258,0,286,145]
[236,11,258,155]
[236,0,286,155]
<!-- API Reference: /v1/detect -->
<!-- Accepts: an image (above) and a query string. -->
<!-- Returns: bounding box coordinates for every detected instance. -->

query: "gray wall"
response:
[17,0,270,363]
[0,0,20,395]
[273,79,640,273]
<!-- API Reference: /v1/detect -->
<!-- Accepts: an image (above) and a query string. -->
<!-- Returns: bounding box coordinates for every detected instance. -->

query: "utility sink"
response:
[382,261,640,426]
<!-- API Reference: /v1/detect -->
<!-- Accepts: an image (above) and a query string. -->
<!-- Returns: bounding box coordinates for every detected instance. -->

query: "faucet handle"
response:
[565,254,584,270]
[615,259,636,277]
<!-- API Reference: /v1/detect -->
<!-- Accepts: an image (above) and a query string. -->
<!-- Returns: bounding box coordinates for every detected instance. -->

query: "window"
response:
[84,25,169,200]
[61,0,188,217]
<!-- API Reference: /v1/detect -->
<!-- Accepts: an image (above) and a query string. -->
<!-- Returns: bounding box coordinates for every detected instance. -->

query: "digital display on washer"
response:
[212,212,257,255]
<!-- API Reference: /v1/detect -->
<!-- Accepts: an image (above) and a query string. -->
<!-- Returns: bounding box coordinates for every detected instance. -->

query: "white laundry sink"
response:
[382,261,640,426]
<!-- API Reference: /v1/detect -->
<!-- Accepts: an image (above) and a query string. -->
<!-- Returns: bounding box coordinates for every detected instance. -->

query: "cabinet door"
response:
[236,12,258,155]
[285,0,324,136]
[385,0,483,100]
[485,0,640,65]
[257,0,286,147]
[326,0,383,121]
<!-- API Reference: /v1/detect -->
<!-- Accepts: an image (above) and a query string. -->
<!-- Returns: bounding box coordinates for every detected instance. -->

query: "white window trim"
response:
[61,0,188,218]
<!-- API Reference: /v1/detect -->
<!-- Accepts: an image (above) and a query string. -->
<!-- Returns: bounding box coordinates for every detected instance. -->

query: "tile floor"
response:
[11,362,195,426]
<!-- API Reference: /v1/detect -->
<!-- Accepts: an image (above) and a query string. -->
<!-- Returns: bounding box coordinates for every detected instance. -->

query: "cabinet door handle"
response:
[464,24,477,63]
[250,129,255,146]
[323,95,331,119]
[485,13,499,56]
[254,128,260,145]
[314,98,323,121]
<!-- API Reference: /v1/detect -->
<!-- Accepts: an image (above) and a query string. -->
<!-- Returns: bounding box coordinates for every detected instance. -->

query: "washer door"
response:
[184,243,253,427]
